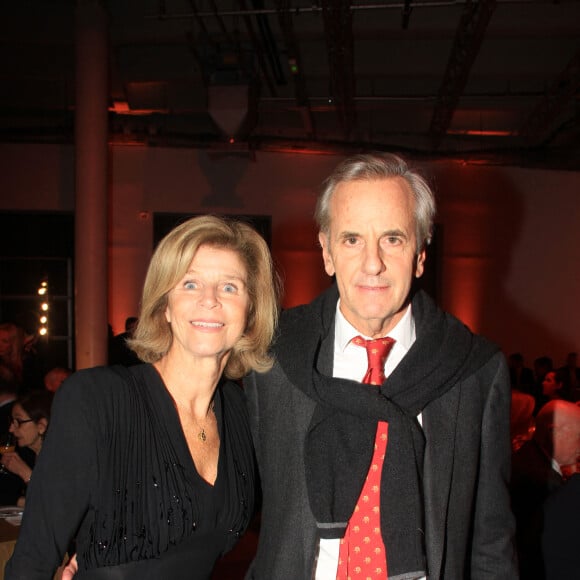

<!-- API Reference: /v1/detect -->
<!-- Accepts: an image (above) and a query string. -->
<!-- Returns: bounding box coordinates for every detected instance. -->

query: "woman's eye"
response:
[184,281,197,290]
[223,283,237,293]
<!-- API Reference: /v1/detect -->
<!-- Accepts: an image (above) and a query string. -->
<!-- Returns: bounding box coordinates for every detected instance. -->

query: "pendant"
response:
[198,429,207,442]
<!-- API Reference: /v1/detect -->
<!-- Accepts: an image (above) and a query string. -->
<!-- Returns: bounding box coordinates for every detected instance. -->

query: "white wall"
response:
[1,143,578,367]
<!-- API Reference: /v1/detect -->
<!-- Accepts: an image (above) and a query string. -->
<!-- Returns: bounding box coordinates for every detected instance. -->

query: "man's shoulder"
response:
[280,285,338,332]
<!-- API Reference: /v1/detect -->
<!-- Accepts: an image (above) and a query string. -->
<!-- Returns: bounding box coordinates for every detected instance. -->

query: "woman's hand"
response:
[0,451,32,482]
[61,554,78,580]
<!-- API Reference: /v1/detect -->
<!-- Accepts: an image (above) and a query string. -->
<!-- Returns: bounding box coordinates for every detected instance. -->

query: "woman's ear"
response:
[37,418,48,437]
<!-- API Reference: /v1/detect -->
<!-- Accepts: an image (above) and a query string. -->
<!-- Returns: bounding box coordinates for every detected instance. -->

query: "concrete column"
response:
[74,0,109,369]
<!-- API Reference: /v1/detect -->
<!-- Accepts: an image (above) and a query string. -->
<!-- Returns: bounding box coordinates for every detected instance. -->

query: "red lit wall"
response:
[0,143,578,366]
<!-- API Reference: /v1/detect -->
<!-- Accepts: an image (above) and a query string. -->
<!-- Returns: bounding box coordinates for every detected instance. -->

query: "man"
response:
[558,351,580,401]
[245,153,516,579]
[542,472,580,579]
[511,399,580,579]
[509,352,535,394]
[43,366,72,393]
[108,316,140,366]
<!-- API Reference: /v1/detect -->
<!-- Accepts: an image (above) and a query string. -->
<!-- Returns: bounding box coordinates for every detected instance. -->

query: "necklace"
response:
[193,402,215,443]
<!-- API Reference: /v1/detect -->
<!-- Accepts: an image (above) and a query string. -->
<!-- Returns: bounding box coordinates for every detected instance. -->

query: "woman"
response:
[6,215,279,579]
[1,390,54,505]
[534,370,565,414]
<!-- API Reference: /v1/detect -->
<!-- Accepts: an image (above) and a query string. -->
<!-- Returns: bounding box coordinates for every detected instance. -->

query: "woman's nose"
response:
[199,286,219,308]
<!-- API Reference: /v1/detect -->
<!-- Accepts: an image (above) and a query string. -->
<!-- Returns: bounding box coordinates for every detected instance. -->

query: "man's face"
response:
[319,177,425,338]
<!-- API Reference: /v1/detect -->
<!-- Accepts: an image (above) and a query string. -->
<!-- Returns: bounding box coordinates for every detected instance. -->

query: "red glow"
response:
[447,129,514,137]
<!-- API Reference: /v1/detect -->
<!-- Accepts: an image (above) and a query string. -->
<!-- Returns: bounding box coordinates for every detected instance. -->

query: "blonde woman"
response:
[7,215,279,580]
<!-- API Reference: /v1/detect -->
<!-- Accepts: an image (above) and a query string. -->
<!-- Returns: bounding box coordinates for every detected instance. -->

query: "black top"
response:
[6,364,256,580]
[542,473,580,580]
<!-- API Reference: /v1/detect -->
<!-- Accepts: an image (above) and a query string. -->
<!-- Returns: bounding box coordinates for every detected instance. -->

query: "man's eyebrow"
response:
[381,228,407,238]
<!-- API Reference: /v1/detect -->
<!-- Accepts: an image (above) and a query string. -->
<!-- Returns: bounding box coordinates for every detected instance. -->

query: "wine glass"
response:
[0,433,16,474]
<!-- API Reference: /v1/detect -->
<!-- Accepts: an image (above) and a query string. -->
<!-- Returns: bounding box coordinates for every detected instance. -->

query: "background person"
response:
[43,367,72,393]
[1,390,53,506]
[541,472,580,579]
[558,351,580,402]
[245,153,516,579]
[108,316,140,366]
[511,399,580,579]
[534,369,565,414]
[6,215,279,580]
[0,363,23,505]
[0,322,44,392]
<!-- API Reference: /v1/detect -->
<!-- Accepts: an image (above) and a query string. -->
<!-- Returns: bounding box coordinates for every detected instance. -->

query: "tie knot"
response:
[352,336,396,385]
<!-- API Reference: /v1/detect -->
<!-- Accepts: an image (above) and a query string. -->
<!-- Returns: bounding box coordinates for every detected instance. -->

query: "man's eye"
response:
[345,236,358,245]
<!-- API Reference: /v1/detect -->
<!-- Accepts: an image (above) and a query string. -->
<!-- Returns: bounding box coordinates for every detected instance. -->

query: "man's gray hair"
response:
[315,153,436,253]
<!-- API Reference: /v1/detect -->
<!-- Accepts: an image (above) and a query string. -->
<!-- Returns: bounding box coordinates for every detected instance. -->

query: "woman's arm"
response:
[1,451,33,484]
[5,372,100,579]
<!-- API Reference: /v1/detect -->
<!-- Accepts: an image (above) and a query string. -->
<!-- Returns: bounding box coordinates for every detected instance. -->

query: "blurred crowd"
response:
[0,316,140,508]
[508,350,580,579]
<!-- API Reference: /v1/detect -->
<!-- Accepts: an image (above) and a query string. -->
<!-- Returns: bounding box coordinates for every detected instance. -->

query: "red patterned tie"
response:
[336,336,395,580]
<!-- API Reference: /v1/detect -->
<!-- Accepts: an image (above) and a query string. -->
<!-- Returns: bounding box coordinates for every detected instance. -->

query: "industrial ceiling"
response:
[2,0,580,169]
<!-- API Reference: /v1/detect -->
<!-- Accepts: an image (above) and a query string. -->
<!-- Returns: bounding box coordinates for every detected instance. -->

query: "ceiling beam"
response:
[519,48,580,144]
[321,0,356,140]
[275,0,315,138]
[428,0,497,149]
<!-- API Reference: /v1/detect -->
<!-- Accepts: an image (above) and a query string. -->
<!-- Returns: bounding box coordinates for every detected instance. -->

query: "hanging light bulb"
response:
[38,278,49,337]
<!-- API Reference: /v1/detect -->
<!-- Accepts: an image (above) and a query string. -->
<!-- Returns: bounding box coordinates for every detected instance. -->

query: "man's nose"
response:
[362,243,385,275]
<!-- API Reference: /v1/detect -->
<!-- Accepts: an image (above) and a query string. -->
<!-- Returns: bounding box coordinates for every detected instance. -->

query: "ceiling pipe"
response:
[146,0,554,20]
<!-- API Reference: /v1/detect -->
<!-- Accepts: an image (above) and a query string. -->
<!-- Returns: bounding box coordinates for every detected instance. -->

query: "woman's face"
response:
[542,371,561,397]
[9,403,46,453]
[164,245,250,365]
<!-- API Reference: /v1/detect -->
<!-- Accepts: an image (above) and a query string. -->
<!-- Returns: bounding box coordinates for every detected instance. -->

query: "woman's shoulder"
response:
[55,364,145,406]
[61,364,127,388]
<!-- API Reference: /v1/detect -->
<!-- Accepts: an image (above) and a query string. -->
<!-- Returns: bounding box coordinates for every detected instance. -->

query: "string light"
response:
[38,279,49,336]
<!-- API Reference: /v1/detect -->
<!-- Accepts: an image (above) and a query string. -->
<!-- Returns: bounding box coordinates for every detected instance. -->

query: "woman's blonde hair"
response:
[129,215,280,379]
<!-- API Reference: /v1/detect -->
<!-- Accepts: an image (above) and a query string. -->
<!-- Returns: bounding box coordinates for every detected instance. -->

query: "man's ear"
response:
[319,232,336,277]
[415,248,426,278]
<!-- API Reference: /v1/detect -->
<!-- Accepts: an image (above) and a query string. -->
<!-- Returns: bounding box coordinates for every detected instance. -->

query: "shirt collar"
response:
[335,299,415,352]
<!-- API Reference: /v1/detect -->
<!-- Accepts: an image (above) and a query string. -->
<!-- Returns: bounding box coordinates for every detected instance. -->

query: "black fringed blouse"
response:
[6,364,256,580]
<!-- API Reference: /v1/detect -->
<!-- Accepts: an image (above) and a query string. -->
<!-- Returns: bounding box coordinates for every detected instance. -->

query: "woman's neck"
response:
[153,352,226,418]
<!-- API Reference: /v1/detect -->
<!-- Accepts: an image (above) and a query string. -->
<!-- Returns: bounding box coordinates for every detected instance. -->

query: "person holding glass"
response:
[6,215,279,580]
[1,390,53,506]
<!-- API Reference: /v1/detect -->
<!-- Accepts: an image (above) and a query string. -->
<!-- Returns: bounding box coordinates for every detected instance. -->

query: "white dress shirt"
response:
[315,301,426,579]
